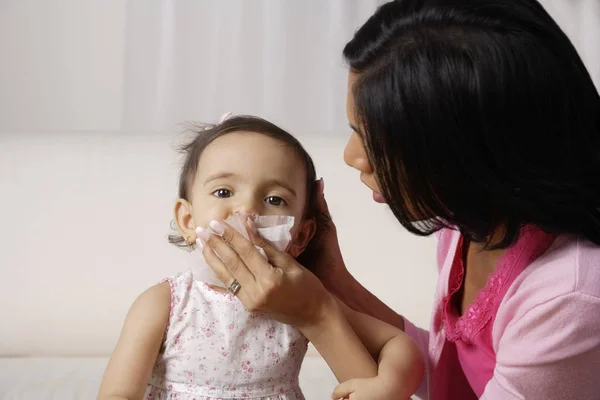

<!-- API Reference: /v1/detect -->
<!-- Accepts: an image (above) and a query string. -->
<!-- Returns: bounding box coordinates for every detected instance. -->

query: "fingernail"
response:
[317,178,324,195]
[209,220,225,235]
[195,238,204,249]
[196,227,211,241]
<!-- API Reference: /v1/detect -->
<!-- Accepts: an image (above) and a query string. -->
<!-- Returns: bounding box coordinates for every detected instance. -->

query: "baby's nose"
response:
[234,200,260,217]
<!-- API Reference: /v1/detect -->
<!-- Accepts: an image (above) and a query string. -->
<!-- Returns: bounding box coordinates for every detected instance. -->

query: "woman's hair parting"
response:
[168,115,329,267]
[344,0,600,248]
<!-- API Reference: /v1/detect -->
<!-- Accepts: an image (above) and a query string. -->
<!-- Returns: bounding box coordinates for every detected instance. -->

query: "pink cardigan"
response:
[404,229,600,399]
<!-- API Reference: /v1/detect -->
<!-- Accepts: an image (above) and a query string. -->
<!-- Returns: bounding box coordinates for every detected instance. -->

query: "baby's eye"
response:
[213,189,232,198]
[265,196,286,206]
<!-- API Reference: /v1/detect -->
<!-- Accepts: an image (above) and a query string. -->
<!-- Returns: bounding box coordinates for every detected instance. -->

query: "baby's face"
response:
[187,131,310,242]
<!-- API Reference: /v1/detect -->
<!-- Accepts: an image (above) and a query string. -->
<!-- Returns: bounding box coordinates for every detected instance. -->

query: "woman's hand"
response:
[197,217,333,329]
[310,179,406,330]
[198,217,380,382]
[196,178,347,327]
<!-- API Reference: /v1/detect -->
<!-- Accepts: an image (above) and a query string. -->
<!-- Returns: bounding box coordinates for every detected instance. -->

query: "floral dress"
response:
[145,270,308,400]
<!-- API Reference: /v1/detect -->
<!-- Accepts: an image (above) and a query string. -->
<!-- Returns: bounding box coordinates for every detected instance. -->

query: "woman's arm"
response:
[308,184,406,330]
[482,292,600,399]
[326,271,405,331]
[97,283,171,400]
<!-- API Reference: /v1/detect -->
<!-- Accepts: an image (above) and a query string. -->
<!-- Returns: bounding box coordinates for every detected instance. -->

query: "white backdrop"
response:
[0,0,598,135]
[0,0,387,134]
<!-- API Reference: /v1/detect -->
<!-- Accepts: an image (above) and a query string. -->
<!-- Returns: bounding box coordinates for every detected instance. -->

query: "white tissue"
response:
[189,214,295,288]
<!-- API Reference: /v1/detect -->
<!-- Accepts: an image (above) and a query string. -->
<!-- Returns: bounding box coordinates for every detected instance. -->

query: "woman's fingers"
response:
[207,220,277,277]
[314,178,331,219]
[198,219,302,314]
[198,226,257,286]
[199,240,234,283]
[244,219,296,269]
[200,243,253,302]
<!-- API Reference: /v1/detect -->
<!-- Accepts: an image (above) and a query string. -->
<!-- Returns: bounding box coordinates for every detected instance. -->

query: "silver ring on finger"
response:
[227,279,241,295]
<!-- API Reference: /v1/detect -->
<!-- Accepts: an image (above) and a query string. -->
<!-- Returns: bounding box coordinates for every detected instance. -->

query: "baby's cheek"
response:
[192,207,229,229]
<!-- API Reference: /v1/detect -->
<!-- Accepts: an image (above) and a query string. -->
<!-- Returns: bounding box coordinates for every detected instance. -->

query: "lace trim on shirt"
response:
[443,226,555,344]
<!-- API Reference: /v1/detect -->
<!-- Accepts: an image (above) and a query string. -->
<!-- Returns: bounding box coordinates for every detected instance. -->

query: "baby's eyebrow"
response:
[265,179,297,197]
[204,172,236,185]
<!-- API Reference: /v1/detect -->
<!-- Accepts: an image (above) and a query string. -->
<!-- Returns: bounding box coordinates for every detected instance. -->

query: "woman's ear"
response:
[288,218,317,258]
[174,199,196,244]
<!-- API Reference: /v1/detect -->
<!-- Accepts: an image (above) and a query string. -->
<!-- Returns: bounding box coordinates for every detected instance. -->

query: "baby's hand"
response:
[332,375,411,400]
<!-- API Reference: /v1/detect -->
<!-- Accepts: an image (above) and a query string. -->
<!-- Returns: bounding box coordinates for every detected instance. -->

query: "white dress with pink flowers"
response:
[144,269,308,400]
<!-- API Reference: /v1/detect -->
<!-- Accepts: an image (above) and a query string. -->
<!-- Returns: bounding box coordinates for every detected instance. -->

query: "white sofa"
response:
[0,132,436,399]
[0,357,340,400]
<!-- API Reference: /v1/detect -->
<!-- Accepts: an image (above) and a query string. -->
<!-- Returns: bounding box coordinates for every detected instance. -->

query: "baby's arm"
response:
[302,296,379,382]
[97,282,171,400]
[332,299,425,399]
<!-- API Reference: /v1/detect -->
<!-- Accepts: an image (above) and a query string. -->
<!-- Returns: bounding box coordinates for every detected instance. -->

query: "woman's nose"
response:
[344,132,372,173]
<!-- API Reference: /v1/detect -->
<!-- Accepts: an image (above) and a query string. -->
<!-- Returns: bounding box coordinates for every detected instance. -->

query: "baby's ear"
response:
[288,218,317,258]
[174,199,196,244]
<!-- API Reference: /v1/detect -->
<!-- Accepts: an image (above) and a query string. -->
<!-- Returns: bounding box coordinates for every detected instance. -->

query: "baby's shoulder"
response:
[159,269,205,311]
[134,281,172,314]
[160,269,194,291]
[120,281,172,340]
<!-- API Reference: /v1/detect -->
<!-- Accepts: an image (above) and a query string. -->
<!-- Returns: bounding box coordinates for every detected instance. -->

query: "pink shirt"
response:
[442,227,556,396]
[404,228,600,399]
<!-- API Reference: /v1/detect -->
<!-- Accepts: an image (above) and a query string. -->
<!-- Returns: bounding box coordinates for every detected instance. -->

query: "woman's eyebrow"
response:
[348,123,361,135]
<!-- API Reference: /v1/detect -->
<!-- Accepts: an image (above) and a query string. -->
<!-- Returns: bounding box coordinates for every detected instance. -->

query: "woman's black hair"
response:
[344,0,600,248]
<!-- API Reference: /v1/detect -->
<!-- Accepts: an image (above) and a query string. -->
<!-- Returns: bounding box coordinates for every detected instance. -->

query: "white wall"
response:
[0,0,597,135]
[0,0,126,132]
[0,0,388,134]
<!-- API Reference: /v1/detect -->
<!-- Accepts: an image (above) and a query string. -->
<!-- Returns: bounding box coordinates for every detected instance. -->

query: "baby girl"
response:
[97,114,424,400]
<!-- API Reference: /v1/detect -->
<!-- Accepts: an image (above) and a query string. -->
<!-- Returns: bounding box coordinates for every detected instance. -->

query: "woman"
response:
[198,0,600,398]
